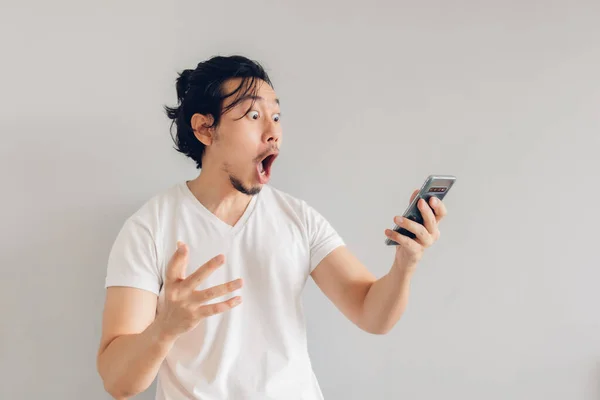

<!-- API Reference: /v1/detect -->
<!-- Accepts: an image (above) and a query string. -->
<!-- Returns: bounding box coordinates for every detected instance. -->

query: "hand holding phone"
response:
[385,175,455,246]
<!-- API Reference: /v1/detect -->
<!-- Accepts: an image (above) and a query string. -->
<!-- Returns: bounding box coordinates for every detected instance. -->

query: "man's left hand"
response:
[384,189,448,271]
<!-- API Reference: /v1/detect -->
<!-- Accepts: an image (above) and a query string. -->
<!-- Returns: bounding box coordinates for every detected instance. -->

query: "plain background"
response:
[1,1,599,399]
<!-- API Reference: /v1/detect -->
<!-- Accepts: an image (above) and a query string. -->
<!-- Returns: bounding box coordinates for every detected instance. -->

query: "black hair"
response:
[164,55,273,169]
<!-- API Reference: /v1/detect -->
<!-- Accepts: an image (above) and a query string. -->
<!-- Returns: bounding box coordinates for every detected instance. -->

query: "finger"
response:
[165,241,189,284]
[418,199,438,239]
[385,228,420,252]
[394,215,432,247]
[429,196,447,222]
[409,189,419,204]
[191,279,243,304]
[196,296,242,318]
[182,254,226,291]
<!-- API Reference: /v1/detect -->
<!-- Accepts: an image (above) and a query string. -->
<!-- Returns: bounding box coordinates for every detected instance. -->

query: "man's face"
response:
[205,78,282,195]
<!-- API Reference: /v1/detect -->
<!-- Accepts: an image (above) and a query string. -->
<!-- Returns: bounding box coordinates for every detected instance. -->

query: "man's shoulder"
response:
[263,184,302,201]
[262,186,344,262]
[123,182,184,229]
[261,184,310,213]
[260,185,331,227]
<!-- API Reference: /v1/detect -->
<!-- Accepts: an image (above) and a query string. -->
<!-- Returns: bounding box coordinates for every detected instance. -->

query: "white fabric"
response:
[105,182,345,400]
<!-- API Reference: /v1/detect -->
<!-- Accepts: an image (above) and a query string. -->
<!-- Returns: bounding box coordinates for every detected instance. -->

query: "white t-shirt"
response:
[105,182,345,400]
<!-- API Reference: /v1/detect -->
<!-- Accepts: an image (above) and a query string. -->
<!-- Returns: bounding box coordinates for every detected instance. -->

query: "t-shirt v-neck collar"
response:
[179,181,260,236]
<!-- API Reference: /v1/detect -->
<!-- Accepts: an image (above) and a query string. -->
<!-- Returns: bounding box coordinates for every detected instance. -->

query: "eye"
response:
[273,113,281,122]
[247,111,259,120]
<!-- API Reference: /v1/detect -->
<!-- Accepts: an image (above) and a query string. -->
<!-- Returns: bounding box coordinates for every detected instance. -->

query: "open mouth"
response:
[257,153,277,183]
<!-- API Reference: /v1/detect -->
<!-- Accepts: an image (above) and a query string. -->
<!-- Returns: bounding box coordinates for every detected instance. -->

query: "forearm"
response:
[97,320,176,399]
[360,263,415,334]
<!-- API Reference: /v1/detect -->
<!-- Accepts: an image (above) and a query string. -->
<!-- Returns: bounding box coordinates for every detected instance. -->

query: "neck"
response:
[186,166,253,226]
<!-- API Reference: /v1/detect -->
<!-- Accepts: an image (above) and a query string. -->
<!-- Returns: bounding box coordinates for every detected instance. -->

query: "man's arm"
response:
[310,246,413,335]
[97,287,176,399]
[97,243,242,399]
[311,194,447,335]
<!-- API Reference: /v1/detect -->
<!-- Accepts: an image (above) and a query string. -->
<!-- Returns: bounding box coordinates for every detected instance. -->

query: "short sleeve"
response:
[104,217,162,295]
[305,203,345,272]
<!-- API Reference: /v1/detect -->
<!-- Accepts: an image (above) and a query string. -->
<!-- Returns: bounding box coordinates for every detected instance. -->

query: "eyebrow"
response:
[238,95,280,106]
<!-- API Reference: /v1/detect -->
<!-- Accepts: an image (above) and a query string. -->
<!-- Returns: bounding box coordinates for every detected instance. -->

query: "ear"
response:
[191,113,216,146]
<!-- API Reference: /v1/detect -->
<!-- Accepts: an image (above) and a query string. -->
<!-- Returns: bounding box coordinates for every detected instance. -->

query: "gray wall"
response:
[2,1,599,399]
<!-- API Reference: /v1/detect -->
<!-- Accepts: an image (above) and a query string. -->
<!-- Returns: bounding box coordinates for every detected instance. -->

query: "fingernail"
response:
[431,197,439,205]
[396,217,403,224]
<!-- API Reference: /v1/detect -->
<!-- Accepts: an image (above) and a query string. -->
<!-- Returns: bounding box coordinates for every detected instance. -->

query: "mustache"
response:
[254,146,279,162]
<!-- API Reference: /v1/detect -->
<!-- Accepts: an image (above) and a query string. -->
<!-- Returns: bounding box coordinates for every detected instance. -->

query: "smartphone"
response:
[385,174,456,245]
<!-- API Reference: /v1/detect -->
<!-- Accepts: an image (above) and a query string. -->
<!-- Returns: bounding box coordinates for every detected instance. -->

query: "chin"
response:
[230,176,263,196]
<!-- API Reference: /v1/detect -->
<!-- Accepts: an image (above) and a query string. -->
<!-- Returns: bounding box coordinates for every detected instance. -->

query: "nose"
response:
[263,119,282,144]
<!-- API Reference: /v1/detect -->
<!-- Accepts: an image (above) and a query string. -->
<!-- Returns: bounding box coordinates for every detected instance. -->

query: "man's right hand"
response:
[154,241,242,340]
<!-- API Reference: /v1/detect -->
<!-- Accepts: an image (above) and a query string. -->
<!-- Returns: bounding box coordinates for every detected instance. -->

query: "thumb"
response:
[166,241,189,284]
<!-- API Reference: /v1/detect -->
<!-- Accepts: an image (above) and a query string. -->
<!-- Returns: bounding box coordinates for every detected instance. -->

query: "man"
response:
[97,55,447,400]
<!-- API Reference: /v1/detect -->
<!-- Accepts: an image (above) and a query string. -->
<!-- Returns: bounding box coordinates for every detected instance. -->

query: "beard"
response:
[222,147,277,196]
[229,174,262,196]
[222,161,262,196]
